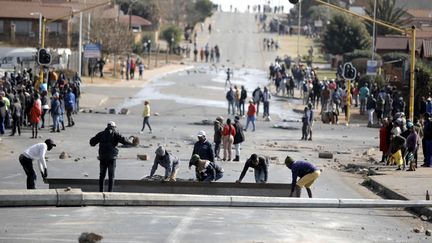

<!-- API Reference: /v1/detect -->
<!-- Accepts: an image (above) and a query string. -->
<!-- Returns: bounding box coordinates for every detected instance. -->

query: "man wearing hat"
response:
[284,156,320,198]
[190,131,214,179]
[19,139,56,189]
[149,146,180,181]
[90,121,134,192]
[236,154,268,183]
[190,154,224,182]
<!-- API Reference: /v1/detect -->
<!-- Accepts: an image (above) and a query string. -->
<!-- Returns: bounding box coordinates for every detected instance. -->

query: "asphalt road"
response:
[0,11,430,242]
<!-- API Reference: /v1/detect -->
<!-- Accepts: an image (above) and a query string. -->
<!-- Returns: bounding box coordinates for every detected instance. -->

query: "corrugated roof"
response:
[0,0,72,20]
[119,15,152,26]
[407,9,432,18]
[408,39,426,51]
[376,37,408,50]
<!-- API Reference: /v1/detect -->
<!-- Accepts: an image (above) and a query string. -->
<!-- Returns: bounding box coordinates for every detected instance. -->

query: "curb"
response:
[364,177,432,219]
[2,189,432,208]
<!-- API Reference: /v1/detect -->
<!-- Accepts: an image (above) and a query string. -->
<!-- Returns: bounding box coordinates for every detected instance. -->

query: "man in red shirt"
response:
[245,100,256,132]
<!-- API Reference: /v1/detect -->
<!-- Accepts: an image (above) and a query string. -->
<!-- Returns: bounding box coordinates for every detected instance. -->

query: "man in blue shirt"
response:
[285,156,321,198]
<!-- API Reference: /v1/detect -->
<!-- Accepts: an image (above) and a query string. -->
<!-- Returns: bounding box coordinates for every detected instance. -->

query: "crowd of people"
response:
[0,69,81,138]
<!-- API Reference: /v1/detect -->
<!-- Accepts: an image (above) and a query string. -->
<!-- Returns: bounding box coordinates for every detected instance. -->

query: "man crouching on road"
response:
[236,154,268,183]
[147,146,179,181]
[285,156,320,198]
[90,121,134,192]
[189,154,223,182]
[19,139,56,189]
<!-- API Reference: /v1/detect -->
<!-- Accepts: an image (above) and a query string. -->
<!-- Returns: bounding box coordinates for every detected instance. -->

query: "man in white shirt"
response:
[19,139,56,189]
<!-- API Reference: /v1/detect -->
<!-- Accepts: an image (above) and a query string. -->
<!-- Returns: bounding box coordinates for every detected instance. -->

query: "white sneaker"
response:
[140,131,144,134]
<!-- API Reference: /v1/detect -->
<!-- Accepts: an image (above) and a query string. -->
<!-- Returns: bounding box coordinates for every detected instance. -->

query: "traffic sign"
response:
[342,62,357,80]
[366,60,378,76]
[83,43,101,58]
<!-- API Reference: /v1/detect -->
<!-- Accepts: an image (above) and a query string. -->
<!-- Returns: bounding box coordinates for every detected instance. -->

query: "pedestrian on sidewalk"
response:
[367,94,376,127]
[19,139,56,189]
[236,154,268,183]
[213,116,224,160]
[189,154,224,182]
[359,84,369,115]
[233,116,245,161]
[406,122,419,170]
[148,146,180,181]
[90,121,134,192]
[306,103,314,140]
[284,156,320,198]
[301,107,309,140]
[379,118,390,163]
[222,118,236,161]
[140,100,152,134]
[245,100,256,132]
[138,62,145,80]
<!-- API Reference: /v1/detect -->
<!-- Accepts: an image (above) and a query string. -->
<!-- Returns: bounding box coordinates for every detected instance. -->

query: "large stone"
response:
[119,108,129,115]
[59,152,68,159]
[108,108,116,114]
[137,154,149,160]
[319,152,333,159]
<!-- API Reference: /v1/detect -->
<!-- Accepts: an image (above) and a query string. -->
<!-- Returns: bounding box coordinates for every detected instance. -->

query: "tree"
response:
[365,0,407,36]
[161,25,182,50]
[117,0,161,28]
[322,13,371,55]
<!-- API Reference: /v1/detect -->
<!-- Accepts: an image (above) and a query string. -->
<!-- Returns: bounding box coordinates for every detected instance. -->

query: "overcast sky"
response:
[211,0,295,13]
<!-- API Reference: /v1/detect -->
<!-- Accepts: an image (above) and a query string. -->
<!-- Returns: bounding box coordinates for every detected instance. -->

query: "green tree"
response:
[365,0,407,36]
[322,13,372,55]
[192,0,213,22]
[117,0,160,27]
[161,25,182,48]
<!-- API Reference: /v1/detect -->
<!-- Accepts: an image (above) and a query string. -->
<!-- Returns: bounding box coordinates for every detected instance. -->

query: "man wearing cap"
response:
[284,156,320,198]
[190,131,214,179]
[236,154,268,183]
[190,154,224,182]
[149,146,180,181]
[19,139,56,189]
[90,121,134,192]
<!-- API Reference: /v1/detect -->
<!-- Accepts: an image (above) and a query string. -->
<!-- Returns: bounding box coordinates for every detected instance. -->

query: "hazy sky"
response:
[211,0,294,13]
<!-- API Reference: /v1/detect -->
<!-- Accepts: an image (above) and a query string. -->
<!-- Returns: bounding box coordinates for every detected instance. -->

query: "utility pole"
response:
[371,0,377,60]
[78,12,83,77]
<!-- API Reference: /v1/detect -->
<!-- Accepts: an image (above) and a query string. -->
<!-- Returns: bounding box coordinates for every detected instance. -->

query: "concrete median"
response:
[2,189,432,208]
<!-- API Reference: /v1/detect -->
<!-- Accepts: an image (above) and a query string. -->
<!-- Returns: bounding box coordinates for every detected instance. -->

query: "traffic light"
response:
[342,62,357,80]
[37,48,51,65]
[288,0,299,3]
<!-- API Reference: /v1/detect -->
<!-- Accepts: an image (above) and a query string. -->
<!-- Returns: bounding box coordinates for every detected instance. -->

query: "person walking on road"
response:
[222,118,236,161]
[245,100,256,132]
[225,68,232,88]
[90,121,134,192]
[29,93,41,139]
[236,154,268,183]
[148,146,180,181]
[10,97,22,136]
[226,87,235,115]
[140,100,152,134]
[233,116,245,161]
[213,116,224,160]
[189,154,224,182]
[239,86,247,116]
[50,93,61,133]
[262,86,271,118]
[252,87,263,116]
[284,156,321,198]
[19,139,56,189]
[64,88,76,127]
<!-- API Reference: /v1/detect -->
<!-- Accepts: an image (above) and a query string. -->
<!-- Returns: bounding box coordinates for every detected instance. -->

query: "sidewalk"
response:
[366,169,432,219]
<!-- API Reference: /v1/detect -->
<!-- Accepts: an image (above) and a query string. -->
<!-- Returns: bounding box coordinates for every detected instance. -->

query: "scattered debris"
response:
[129,136,140,146]
[83,173,89,177]
[193,120,213,126]
[59,152,69,159]
[78,232,103,243]
[272,124,299,130]
[318,152,333,159]
[74,158,79,162]
[137,154,149,161]
[426,230,431,236]
[119,108,129,115]
[108,108,116,114]
[154,112,159,116]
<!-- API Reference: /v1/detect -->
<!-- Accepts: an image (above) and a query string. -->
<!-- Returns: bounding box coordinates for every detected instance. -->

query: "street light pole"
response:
[297,0,301,64]
[371,0,377,60]
[30,12,42,47]
[78,11,83,77]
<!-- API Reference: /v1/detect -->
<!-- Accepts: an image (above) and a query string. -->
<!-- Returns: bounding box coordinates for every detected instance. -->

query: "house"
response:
[375,36,409,55]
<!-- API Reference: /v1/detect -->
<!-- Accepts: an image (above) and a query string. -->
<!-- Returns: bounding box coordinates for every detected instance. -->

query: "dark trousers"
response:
[11,117,21,135]
[141,116,152,131]
[19,154,36,189]
[99,158,116,192]
[214,141,221,158]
